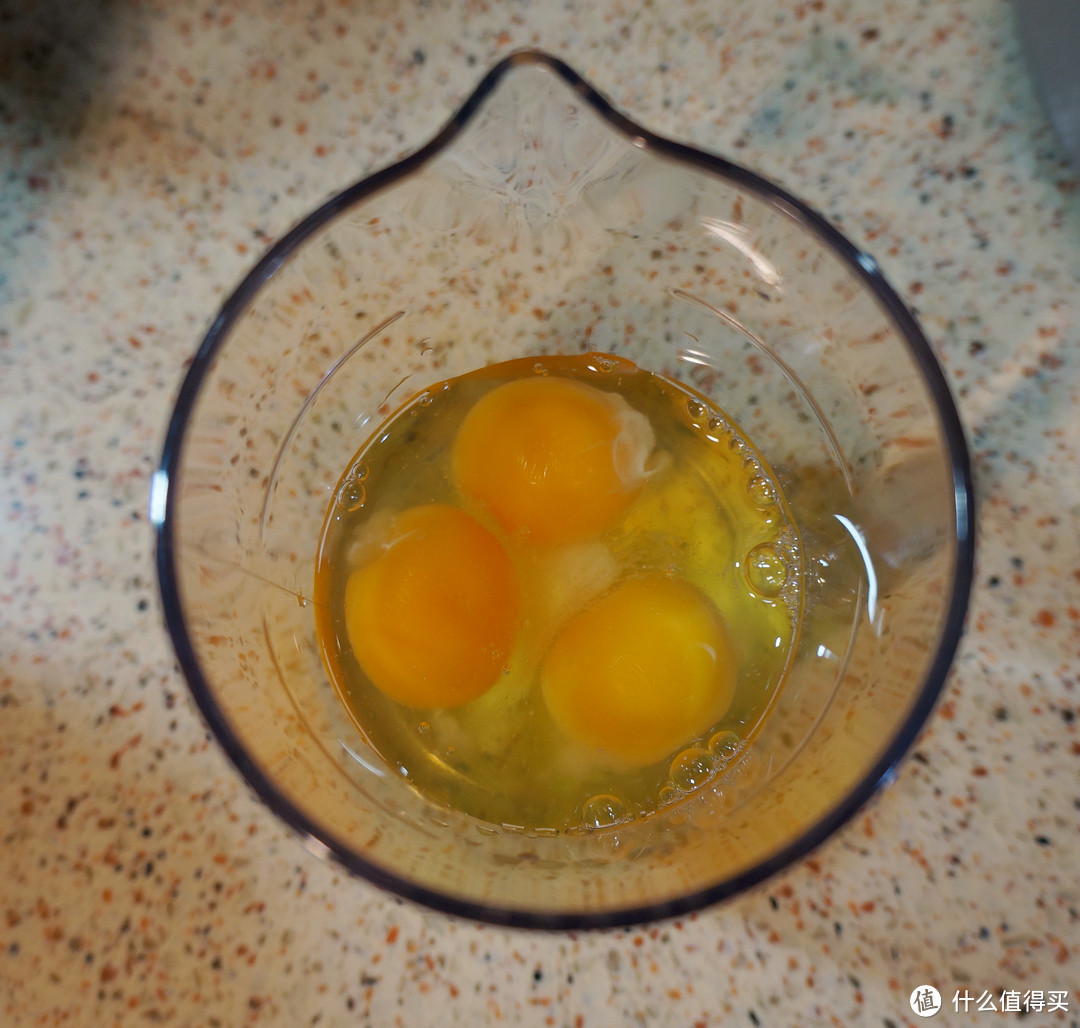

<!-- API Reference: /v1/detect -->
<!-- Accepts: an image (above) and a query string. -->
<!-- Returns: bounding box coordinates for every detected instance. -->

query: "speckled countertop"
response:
[2,1,1078,1025]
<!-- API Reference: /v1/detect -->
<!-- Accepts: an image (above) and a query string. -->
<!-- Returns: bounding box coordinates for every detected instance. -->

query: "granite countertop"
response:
[2,1,1078,1025]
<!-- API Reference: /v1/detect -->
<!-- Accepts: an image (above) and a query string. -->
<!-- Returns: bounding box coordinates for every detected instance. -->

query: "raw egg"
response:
[540,575,737,766]
[452,374,655,545]
[343,504,519,709]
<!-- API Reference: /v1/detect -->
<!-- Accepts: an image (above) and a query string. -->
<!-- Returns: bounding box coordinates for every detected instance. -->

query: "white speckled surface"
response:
[1,1,1078,1025]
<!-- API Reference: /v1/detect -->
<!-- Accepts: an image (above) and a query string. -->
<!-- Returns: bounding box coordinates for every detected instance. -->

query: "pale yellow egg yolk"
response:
[343,504,519,709]
[451,375,654,546]
[540,576,736,766]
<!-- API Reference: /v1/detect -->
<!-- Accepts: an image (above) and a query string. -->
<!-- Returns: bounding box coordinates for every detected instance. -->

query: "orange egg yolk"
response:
[540,576,736,766]
[343,504,519,709]
[451,375,654,546]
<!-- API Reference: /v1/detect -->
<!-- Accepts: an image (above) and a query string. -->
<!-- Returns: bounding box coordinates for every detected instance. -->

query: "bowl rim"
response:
[153,48,976,930]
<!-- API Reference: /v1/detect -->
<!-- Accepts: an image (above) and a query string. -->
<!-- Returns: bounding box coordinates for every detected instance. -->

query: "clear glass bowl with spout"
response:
[152,51,974,929]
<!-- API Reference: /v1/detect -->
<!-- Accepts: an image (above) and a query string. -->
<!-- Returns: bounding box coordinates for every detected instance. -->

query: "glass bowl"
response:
[152,51,974,929]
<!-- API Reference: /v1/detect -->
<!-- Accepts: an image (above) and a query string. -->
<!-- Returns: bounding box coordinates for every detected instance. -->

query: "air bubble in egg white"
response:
[707,730,741,763]
[747,475,776,507]
[745,542,787,597]
[582,793,627,828]
[686,399,706,421]
[337,480,367,513]
[668,747,715,791]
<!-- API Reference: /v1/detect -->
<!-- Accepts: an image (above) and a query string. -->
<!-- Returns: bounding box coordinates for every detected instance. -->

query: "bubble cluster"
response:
[582,793,627,828]
[776,530,800,566]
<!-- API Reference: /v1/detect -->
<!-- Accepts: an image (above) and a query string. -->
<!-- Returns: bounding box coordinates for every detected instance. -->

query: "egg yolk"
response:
[452,375,654,545]
[540,576,736,766]
[343,504,519,709]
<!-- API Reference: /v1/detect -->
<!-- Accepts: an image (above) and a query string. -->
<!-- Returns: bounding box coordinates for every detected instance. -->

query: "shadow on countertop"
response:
[0,0,125,143]
[1015,0,1080,168]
